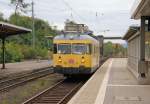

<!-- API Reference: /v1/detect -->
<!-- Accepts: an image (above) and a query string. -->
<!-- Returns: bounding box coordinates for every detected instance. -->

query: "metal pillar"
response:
[140,16,146,61]
[100,36,104,56]
[97,35,104,58]
[138,16,149,77]
[32,1,35,48]
[2,37,5,69]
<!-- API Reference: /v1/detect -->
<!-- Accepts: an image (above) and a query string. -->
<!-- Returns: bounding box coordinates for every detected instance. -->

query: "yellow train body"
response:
[53,34,100,75]
[53,54,91,68]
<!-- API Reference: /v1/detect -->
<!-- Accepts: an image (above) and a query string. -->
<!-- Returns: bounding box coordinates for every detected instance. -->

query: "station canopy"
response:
[0,22,31,38]
[0,22,31,69]
[131,0,150,19]
[123,26,140,40]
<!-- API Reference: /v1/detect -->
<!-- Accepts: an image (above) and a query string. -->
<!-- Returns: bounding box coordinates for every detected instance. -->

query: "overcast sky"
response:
[0,0,139,43]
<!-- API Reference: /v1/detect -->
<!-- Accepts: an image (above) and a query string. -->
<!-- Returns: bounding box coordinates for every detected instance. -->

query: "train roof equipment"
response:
[54,34,99,42]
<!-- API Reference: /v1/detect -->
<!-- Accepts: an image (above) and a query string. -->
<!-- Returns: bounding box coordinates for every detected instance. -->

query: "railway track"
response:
[0,68,54,93]
[22,79,85,104]
[21,58,107,104]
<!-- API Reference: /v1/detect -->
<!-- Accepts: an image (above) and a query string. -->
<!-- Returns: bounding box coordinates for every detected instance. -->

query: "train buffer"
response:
[68,58,150,104]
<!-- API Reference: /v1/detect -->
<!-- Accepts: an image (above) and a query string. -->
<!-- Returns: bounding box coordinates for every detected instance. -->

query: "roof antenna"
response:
[70,12,74,21]
[61,30,66,37]
[78,32,81,37]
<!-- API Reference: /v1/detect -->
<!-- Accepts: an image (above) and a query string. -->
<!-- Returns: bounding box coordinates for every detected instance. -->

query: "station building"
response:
[123,0,150,82]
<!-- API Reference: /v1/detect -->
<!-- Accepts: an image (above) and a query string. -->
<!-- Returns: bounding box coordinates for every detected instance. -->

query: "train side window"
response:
[89,44,92,54]
[93,45,95,54]
[53,44,57,54]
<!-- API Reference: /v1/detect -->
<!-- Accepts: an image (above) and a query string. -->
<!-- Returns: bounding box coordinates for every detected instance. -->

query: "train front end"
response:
[53,37,94,75]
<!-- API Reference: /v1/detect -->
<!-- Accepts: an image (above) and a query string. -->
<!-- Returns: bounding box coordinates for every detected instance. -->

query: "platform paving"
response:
[68,58,150,104]
[0,60,51,77]
[104,58,150,104]
[68,59,112,104]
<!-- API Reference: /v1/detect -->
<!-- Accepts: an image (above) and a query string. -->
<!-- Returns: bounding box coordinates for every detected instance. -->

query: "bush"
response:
[22,46,49,60]
[22,46,38,59]
[36,47,49,59]
[0,43,24,63]
[7,43,24,62]
[0,42,50,63]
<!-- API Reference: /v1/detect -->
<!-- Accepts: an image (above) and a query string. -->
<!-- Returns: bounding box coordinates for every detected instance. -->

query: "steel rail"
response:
[22,79,84,104]
[0,68,54,93]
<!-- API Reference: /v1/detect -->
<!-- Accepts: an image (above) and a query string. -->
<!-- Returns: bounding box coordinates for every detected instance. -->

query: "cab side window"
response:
[53,44,57,54]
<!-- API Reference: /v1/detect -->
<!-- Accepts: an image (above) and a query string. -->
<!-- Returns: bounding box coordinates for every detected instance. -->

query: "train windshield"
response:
[57,44,71,54]
[72,44,90,54]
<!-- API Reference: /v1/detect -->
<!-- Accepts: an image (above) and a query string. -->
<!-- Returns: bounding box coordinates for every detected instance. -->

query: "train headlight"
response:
[58,59,62,62]
[81,59,85,63]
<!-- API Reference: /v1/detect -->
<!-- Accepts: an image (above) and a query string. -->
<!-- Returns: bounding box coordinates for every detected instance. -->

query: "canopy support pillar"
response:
[140,16,146,61]
[2,37,5,69]
[138,16,150,78]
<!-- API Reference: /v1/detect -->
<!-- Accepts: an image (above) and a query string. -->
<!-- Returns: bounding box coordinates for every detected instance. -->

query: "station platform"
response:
[0,60,51,78]
[68,58,150,104]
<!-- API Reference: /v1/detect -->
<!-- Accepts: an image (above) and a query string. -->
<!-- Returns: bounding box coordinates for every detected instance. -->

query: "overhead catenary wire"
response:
[59,0,104,34]
[60,0,87,23]
[95,12,110,35]
[27,0,83,23]
[0,0,96,26]
[0,0,115,35]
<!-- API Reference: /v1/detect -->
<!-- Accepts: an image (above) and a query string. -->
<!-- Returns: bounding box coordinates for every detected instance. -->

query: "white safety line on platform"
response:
[67,60,108,104]
[94,59,113,104]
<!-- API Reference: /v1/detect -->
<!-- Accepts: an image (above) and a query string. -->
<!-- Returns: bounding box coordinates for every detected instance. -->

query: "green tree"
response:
[103,42,114,57]
[8,14,57,47]
[0,13,57,63]
[103,42,127,57]
[10,0,30,15]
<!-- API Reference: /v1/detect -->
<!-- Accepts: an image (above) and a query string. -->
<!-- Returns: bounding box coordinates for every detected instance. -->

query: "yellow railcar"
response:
[53,34,100,75]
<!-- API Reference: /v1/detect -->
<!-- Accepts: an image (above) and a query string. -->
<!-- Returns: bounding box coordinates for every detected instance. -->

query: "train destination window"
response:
[72,44,90,54]
[57,44,71,54]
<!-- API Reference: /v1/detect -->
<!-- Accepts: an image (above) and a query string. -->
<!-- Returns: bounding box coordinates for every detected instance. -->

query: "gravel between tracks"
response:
[0,73,64,104]
[0,68,53,93]
[22,78,86,104]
